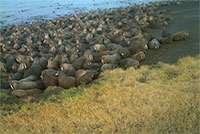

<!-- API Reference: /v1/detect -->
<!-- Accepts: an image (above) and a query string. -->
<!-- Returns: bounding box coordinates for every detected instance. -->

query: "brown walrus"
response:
[148,39,160,49]
[56,72,75,89]
[75,69,94,85]
[11,89,42,97]
[41,69,58,88]
[119,58,140,69]
[10,80,45,90]
[132,51,146,61]
[60,63,76,76]
[23,61,42,78]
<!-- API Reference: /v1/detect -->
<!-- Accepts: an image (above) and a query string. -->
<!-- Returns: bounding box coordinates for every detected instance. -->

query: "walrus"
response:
[101,53,121,64]
[107,43,122,51]
[56,72,75,89]
[119,58,140,69]
[89,69,100,80]
[57,46,66,54]
[41,69,58,88]
[17,63,27,73]
[5,54,16,72]
[128,38,148,54]
[47,58,59,70]
[72,56,86,70]
[54,54,66,65]
[60,63,76,76]
[101,64,118,71]
[30,51,40,59]
[13,44,21,50]
[8,72,23,81]
[148,20,162,29]
[83,60,101,70]
[11,88,42,97]
[38,57,48,70]
[61,54,70,64]
[1,79,10,89]
[10,80,45,90]
[94,44,106,52]
[173,31,189,41]
[0,89,11,94]
[15,55,26,63]
[75,69,94,85]
[0,62,7,73]
[148,39,160,49]
[132,51,146,61]
[19,75,37,82]
[23,61,42,78]
[12,62,19,73]
[118,47,131,58]
[49,45,57,55]
[69,52,79,63]
[162,29,171,38]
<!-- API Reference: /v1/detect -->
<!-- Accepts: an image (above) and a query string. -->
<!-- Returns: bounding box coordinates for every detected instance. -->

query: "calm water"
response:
[0,0,163,27]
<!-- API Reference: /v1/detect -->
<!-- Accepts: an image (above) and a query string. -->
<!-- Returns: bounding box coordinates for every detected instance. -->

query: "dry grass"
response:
[0,55,200,134]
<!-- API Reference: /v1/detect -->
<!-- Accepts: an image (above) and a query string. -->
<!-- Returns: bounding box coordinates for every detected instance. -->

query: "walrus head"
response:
[9,80,18,90]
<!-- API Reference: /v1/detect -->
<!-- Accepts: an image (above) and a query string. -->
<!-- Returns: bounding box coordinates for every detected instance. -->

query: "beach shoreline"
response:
[141,0,200,65]
[0,0,165,28]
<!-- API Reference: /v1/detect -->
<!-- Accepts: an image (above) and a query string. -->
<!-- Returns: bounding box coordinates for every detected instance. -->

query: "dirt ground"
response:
[142,1,200,65]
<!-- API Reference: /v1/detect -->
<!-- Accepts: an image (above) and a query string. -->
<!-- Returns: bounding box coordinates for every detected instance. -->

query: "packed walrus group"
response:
[0,1,189,97]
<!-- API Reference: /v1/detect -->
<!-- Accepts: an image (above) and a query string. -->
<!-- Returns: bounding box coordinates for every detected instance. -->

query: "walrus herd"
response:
[0,0,189,97]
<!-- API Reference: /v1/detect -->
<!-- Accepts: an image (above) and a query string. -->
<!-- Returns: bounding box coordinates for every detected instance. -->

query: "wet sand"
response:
[142,1,200,65]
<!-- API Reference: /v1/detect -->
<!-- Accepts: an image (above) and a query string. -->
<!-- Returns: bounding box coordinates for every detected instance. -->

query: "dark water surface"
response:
[0,0,163,28]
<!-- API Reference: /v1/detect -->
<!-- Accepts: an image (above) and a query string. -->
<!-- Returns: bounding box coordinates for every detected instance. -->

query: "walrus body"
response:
[120,58,140,69]
[75,70,94,85]
[57,72,75,89]
[41,69,58,88]
[10,80,45,90]
[23,61,42,78]
[11,89,42,97]
[132,51,146,61]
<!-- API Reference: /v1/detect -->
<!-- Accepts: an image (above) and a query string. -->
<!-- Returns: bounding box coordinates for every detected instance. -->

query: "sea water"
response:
[0,0,163,28]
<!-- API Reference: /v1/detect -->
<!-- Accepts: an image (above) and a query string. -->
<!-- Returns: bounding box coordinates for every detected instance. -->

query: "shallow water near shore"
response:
[0,0,163,28]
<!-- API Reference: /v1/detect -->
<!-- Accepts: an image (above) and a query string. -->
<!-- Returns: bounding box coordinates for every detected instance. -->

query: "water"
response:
[0,0,163,28]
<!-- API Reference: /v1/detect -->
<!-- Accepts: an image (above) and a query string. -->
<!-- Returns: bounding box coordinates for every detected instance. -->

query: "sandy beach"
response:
[142,0,200,65]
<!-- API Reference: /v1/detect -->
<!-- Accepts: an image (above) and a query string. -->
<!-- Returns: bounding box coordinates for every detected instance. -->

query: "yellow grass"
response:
[0,55,200,134]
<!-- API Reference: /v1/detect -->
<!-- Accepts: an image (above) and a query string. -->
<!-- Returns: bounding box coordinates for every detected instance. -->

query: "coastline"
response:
[0,0,164,28]
[142,0,200,65]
